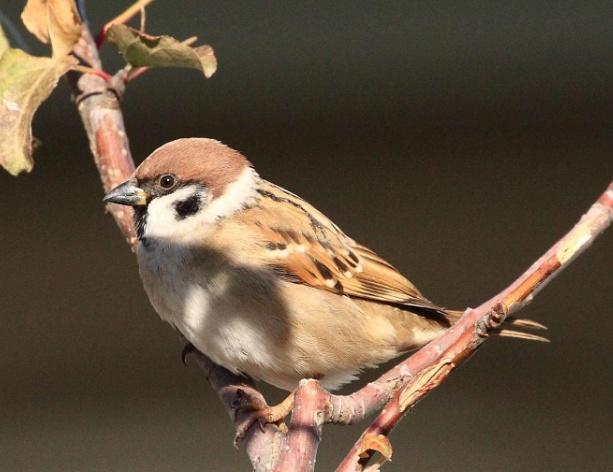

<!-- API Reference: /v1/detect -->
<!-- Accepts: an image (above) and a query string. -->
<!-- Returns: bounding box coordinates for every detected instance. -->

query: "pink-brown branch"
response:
[336,182,613,471]
[69,12,283,471]
[71,28,136,247]
[273,380,329,472]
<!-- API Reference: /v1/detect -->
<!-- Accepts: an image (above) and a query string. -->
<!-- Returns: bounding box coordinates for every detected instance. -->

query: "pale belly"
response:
[136,242,440,391]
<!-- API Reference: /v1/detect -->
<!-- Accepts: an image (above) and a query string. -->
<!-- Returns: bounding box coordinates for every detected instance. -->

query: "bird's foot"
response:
[233,391,294,447]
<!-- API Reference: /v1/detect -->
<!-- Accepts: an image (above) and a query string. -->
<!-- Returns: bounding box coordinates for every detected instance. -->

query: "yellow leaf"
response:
[357,433,393,466]
[0,49,75,175]
[21,0,82,57]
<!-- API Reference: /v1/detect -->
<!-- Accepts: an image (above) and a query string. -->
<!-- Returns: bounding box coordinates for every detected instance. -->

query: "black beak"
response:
[103,180,147,206]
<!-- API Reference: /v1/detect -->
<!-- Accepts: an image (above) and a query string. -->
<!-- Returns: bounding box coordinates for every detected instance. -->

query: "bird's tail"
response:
[445,310,549,342]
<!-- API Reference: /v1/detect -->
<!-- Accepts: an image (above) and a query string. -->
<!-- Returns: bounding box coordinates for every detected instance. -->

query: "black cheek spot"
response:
[175,195,201,219]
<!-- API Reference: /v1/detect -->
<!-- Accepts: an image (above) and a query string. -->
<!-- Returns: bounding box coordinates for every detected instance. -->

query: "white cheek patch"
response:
[142,167,258,243]
[144,185,210,240]
[200,166,258,223]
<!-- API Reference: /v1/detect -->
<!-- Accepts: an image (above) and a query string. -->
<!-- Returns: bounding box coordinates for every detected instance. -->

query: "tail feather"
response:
[444,310,549,342]
[506,316,548,330]
[493,329,550,343]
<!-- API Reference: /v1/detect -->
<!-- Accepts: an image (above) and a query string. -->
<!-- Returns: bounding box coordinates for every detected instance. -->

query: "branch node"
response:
[476,302,508,338]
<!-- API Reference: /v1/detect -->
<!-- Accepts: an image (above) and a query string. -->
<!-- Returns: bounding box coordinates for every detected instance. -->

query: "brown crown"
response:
[135,138,251,198]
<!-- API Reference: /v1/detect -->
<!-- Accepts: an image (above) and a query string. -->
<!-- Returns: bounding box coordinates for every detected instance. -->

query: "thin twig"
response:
[71,64,111,81]
[139,5,147,32]
[95,0,155,48]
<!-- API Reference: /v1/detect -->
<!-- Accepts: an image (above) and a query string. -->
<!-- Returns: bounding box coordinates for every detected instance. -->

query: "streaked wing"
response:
[235,180,445,315]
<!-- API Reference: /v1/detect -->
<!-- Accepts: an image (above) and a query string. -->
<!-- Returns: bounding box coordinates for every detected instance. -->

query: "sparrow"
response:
[104,138,546,395]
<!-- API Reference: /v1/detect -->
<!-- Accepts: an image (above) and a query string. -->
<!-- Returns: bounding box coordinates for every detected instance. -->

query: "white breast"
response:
[136,242,293,383]
[136,241,409,391]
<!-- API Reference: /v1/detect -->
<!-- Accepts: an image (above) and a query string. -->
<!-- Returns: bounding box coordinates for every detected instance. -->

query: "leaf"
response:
[21,0,82,57]
[0,25,9,58]
[357,433,393,467]
[107,25,217,78]
[0,49,75,175]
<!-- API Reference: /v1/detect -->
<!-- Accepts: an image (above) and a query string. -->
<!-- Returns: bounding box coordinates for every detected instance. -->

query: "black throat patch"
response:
[174,194,202,219]
[134,206,148,243]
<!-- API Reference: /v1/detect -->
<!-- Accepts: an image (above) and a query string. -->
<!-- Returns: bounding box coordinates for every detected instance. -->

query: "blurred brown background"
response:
[1,1,611,471]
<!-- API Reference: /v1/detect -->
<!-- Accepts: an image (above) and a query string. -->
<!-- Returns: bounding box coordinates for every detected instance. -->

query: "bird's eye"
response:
[159,175,175,189]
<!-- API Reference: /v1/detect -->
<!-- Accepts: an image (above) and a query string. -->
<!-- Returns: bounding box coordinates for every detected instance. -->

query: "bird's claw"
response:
[233,411,269,448]
[232,392,295,447]
[181,342,195,365]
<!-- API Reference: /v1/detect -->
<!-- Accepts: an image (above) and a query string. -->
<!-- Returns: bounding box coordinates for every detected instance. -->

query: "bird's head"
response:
[104,138,257,242]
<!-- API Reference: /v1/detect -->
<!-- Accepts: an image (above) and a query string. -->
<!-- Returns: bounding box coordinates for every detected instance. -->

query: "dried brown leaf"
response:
[357,433,393,466]
[21,0,82,57]
[107,24,217,78]
[0,49,75,175]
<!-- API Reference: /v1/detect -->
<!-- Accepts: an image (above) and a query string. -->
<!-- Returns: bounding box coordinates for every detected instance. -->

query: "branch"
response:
[68,10,282,471]
[70,25,136,247]
[273,380,329,472]
[252,183,611,471]
[335,182,613,471]
[191,351,285,472]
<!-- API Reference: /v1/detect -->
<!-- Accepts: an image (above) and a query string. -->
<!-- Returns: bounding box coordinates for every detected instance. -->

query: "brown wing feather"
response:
[236,181,445,315]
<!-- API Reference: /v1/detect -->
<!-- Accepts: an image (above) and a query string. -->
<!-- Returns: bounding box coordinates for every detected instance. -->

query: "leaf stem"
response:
[95,0,155,49]
[71,64,111,81]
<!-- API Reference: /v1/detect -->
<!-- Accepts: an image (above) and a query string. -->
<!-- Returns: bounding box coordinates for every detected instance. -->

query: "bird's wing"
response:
[234,180,446,315]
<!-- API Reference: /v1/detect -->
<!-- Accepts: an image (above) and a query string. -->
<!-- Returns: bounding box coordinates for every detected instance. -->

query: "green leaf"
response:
[107,25,217,78]
[0,49,75,175]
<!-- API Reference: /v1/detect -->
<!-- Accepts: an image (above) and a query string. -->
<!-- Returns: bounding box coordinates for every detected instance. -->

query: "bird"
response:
[103,138,546,428]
